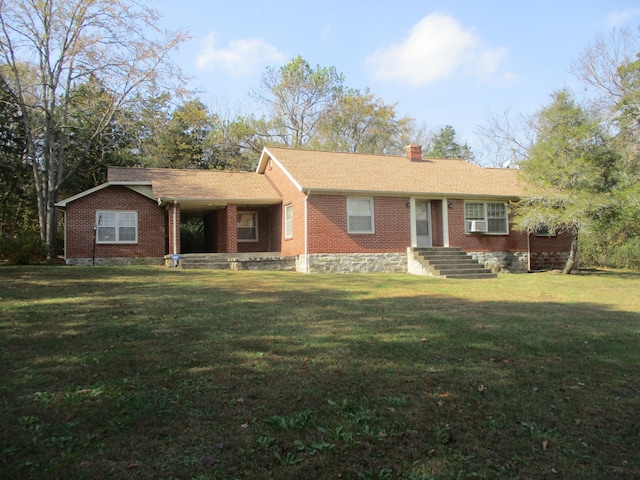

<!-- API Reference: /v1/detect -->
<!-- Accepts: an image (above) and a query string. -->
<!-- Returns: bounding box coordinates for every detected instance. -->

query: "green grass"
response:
[1,266,639,479]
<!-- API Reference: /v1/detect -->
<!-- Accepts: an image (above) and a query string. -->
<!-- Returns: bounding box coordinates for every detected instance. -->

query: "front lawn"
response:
[1,267,638,479]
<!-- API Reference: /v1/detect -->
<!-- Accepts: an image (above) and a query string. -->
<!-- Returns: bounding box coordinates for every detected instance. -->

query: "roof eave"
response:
[302,188,522,199]
[157,197,282,206]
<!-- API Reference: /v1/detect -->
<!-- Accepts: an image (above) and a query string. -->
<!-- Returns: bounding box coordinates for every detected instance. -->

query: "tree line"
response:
[0,0,638,272]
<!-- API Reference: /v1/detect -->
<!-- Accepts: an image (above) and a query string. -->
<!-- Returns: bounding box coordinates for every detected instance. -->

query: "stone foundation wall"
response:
[66,257,164,266]
[230,256,297,271]
[298,253,407,273]
[468,251,529,273]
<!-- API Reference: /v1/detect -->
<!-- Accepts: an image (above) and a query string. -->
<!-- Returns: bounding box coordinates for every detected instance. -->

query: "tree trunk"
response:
[46,191,58,259]
[562,226,579,274]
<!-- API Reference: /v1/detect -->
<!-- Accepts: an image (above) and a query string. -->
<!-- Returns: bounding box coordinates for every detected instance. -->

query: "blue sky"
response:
[155,1,640,159]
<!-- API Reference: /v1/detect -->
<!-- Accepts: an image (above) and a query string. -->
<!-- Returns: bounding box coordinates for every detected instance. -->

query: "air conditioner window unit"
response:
[469,220,488,232]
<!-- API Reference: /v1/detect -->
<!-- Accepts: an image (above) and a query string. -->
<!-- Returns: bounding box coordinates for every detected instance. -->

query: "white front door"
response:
[416,200,432,247]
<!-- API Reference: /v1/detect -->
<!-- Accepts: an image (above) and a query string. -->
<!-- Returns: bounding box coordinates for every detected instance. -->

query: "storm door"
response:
[415,200,432,247]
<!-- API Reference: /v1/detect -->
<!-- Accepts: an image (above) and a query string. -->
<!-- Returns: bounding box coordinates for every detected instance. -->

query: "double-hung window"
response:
[464,202,508,234]
[284,204,293,239]
[237,211,258,241]
[347,197,374,234]
[96,211,138,243]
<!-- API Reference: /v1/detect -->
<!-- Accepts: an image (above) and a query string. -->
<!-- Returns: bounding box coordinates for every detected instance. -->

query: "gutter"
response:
[302,187,519,201]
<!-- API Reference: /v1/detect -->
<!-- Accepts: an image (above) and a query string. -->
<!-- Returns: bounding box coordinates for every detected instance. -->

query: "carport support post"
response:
[226,204,238,253]
[168,201,181,256]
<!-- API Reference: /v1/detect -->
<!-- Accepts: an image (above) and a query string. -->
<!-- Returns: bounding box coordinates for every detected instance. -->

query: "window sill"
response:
[96,242,139,245]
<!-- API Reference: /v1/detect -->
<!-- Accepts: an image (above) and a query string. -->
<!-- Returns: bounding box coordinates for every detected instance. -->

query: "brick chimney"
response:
[406,144,422,161]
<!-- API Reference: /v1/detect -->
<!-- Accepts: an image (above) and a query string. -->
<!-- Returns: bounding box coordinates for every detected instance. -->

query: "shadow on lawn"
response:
[1,267,639,479]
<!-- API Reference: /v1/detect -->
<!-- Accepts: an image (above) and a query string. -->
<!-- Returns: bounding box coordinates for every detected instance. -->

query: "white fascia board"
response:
[256,148,271,173]
[55,183,110,207]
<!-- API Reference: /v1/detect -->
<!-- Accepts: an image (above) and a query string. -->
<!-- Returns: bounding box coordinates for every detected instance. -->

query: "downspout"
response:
[61,210,67,263]
[93,212,102,267]
[304,190,310,273]
[92,225,97,267]
[173,200,178,256]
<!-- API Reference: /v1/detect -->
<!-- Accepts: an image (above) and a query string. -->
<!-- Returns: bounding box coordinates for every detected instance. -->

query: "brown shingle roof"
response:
[260,146,526,198]
[108,167,281,203]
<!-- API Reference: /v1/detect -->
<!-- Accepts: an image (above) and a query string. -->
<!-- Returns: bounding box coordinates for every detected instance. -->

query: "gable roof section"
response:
[108,167,281,204]
[55,181,154,207]
[258,146,526,198]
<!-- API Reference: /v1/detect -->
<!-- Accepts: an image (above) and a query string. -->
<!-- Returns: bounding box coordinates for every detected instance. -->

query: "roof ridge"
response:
[108,166,256,174]
[266,145,480,165]
[266,145,407,161]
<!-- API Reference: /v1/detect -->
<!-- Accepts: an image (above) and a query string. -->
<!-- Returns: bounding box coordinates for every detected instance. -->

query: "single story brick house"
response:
[56,145,571,273]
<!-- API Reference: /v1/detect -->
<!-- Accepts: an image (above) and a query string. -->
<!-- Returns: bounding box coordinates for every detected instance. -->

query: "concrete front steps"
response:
[166,252,296,271]
[411,247,497,279]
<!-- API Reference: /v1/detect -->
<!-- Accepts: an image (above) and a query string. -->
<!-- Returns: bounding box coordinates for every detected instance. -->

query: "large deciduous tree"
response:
[60,77,139,196]
[313,87,410,154]
[204,114,263,171]
[0,0,186,256]
[253,56,344,147]
[514,90,620,273]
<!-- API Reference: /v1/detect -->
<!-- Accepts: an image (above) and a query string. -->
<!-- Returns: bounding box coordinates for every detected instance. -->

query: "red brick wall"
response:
[263,159,306,256]
[225,204,238,254]
[307,195,411,254]
[529,231,573,269]
[63,186,166,259]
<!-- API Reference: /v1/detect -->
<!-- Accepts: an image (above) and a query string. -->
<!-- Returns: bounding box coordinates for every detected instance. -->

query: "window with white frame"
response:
[284,204,293,238]
[96,211,138,243]
[464,202,508,234]
[347,197,374,234]
[237,211,258,241]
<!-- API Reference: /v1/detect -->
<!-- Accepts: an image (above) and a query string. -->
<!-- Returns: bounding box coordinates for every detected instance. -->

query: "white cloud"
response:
[606,8,640,28]
[196,33,286,77]
[365,13,509,87]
